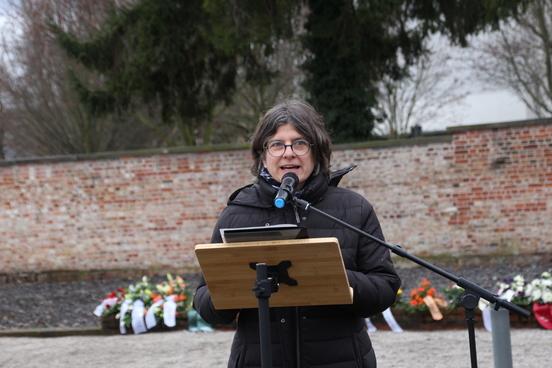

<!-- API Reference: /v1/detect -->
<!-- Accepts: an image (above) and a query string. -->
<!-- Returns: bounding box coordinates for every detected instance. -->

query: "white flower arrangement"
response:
[495,271,552,305]
[93,274,193,334]
[496,274,530,305]
[525,271,552,304]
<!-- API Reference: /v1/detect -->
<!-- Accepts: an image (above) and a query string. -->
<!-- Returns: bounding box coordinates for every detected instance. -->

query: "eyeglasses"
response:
[265,139,313,157]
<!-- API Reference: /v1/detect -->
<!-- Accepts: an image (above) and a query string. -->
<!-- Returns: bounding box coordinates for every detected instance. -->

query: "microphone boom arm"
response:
[292,196,529,317]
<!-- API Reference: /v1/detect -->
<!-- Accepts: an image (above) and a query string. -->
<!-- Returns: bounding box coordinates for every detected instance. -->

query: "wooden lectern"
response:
[195,236,352,368]
[194,237,353,310]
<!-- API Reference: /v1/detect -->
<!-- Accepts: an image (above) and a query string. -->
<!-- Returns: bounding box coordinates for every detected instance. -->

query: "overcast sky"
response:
[421,33,530,132]
[423,86,528,132]
[0,1,530,133]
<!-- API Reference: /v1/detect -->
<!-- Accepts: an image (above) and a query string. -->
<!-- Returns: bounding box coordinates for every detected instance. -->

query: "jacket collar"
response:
[227,165,356,208]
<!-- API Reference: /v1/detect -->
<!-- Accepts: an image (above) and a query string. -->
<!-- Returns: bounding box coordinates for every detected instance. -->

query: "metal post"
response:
[491,307,513,368]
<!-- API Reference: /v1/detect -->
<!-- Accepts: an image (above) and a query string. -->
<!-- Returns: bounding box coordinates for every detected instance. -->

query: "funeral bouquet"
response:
[495,274,531,306]
[524,271,552,305]
[396,278,448,319]
[486,270,552,330]
[94,274,192,334]
[525,271,552,330]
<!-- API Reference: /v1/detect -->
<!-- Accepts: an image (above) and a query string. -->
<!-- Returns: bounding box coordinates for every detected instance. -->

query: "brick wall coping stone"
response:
[446,117,552,133]
[2,119,550,168]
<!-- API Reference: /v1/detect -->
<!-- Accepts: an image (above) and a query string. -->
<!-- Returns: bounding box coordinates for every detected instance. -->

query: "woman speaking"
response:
[194,99,401,368]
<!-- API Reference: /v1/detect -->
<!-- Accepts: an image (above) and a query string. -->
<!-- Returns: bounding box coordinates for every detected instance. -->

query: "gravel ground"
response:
[1,329,551,368]
[0,263,549,331]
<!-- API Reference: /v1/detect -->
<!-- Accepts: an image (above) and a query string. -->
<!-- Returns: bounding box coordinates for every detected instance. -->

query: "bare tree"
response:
[373,36,469,137]
[0,0,166,158]
[469,0,552,117]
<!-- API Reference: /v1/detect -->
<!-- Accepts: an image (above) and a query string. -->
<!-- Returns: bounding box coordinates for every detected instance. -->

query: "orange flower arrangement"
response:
[409,278,437,307]
[404,278,448,320]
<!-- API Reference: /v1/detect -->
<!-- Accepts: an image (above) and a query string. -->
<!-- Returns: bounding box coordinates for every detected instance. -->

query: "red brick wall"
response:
[1,120,551,276]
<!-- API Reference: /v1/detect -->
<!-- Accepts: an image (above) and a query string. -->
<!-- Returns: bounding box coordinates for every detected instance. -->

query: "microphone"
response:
[273,172,299,208]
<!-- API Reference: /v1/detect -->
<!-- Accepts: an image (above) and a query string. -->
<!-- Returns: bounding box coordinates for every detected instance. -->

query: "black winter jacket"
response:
[194,169,401,368]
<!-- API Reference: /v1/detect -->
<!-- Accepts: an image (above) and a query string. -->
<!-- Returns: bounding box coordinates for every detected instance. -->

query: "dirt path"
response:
[1,329,550,368]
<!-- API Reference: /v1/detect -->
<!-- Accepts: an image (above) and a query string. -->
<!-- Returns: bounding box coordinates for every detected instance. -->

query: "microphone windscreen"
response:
[281,172,299,187]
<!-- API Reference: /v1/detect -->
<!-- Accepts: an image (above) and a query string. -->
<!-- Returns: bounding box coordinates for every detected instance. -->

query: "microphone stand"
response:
[292,196,530,368]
